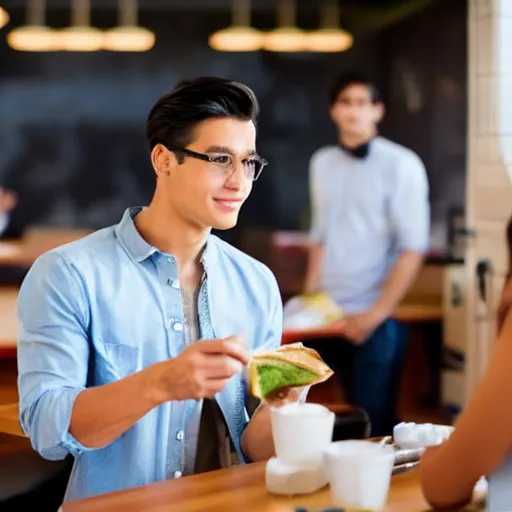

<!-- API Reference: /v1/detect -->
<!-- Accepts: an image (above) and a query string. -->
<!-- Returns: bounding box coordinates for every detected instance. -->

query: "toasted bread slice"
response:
[248,343,334,400]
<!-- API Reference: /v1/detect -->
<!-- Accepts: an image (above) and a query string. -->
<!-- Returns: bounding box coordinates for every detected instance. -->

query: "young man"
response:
[17,77,297,502]
[304,72,430,436]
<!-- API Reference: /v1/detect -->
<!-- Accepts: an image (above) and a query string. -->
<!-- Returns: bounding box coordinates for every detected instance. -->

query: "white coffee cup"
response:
[270,402,335,467]
[324,440,395,511]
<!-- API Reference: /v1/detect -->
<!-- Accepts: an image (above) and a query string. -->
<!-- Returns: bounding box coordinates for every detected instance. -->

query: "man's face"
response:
[329,83,383,137]
[153,117,257,231]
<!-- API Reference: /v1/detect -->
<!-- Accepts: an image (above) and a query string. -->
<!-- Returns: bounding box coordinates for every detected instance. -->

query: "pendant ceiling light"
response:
[209,0,262,52]
[103,0,155,52]
[0,6,10,30]
[7,0,59,52]
[262,0,306,53]
[305,0,353,52]
[59,0,104,52]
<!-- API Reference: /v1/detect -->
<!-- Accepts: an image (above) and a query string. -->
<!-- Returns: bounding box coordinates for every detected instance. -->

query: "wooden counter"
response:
[61,462,483,512]
[0,228,90,268]
[282,303,442,345]
[0,295,442,360]
[0,403,24,437]
[0,287,19,359]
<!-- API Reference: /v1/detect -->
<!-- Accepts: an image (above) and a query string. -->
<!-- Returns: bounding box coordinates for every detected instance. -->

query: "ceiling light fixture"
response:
[7,0,59,52]
[263,0,306,53]
[0,6,10,30]
[103,0,155,52]
[59,0,104,52]
[209,0,262,52]
[305,0,353,53]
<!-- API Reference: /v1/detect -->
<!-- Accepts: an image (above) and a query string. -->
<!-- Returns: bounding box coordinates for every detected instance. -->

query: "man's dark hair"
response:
[146,77,259,155]
[329,72,382,105]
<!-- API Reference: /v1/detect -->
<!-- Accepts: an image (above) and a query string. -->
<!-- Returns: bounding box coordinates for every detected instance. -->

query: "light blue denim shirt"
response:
[17,207,282,502]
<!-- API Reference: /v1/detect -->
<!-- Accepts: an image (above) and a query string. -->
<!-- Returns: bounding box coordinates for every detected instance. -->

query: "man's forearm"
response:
[371,251,424,319]
[69,365,163,449]
[241,406,274,462]
[304,244,324,293]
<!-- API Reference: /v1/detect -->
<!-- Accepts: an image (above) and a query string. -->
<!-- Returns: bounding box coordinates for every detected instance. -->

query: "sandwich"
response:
[248,342,334,400]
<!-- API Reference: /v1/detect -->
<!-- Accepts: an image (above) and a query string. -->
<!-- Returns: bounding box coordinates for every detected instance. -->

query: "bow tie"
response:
[339,140,371,159]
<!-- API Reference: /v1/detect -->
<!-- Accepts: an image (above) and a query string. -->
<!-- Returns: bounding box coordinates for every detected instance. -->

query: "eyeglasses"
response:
[169,147,268,182]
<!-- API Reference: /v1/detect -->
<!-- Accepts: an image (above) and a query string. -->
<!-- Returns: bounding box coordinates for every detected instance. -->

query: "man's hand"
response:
[333,309,385,345]
[152,335,249,402]
[264,387,305,407]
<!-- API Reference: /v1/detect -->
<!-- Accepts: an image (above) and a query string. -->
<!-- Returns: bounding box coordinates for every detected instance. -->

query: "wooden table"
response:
[61,462,483,512]
[0,228,90,268]
[282,303,443,345]
[0,287,19,359]
[0,403,24,437]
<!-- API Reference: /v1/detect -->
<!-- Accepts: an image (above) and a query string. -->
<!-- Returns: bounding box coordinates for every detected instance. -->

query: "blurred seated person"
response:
[0,187,23,239]
[420,216,512,508]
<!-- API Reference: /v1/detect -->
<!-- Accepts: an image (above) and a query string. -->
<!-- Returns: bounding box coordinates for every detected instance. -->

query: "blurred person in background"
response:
[303,72,431,436]
[0,186,19,238]
[17,77,300,502]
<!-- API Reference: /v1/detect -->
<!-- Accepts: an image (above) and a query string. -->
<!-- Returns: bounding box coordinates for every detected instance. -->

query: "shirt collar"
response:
[115,207,157,263]
[114,206,215,267]
[339,137,373,159]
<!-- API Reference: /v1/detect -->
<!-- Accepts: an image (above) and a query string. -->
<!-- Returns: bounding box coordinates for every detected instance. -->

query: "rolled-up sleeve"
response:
[17,251,93,460]
[309,155,327,245]
[390,153,430,253]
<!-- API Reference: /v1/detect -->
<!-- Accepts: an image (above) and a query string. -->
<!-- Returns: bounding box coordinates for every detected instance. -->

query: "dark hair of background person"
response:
[328,71,382,106]
[146,77,260,163]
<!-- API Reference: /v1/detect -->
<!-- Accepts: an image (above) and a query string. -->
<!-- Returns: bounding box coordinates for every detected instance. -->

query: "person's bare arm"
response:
[377,153,429,317]
[370,250,424,320]
[420,310,512,508]
[337,250,425,343]
[241,404,273,462]
[69,366,161,449]
[304,244,324,293]
[304,155,326,293]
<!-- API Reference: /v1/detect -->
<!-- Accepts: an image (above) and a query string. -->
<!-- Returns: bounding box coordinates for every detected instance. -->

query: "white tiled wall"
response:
[444,0,512,403]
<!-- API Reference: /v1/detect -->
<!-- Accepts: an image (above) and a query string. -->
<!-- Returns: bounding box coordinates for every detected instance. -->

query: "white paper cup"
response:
[324,440,395,511]
[270,403,335,467]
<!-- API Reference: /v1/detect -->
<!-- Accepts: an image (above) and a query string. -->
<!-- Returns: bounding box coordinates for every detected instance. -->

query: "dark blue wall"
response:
[0,0,466,250]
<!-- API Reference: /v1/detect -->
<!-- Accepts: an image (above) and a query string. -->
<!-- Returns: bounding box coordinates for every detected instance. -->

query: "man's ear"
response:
[374,102,385,124]
[151,144,177,177]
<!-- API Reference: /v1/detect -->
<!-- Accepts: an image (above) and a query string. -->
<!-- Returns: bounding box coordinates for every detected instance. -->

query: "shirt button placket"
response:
[160,256,186,477]
[171,320,183,332]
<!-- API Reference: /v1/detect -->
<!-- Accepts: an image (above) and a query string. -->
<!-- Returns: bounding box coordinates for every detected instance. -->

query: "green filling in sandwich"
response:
[257,361,317,398]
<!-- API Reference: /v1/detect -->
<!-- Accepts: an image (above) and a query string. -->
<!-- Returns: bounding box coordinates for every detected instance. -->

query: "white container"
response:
[393,422,454,449]
[265,457,328,496]
[270,403,334,467]
[324,440,395,511]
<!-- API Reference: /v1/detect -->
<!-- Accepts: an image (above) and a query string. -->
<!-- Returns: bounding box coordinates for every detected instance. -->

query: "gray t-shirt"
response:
[182,281,260,474]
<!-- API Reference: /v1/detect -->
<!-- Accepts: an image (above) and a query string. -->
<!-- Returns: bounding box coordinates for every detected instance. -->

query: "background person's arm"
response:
[335,153,430,343]
[371,152,430,318]
[304,155,326,294]
[420,310,512,508]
